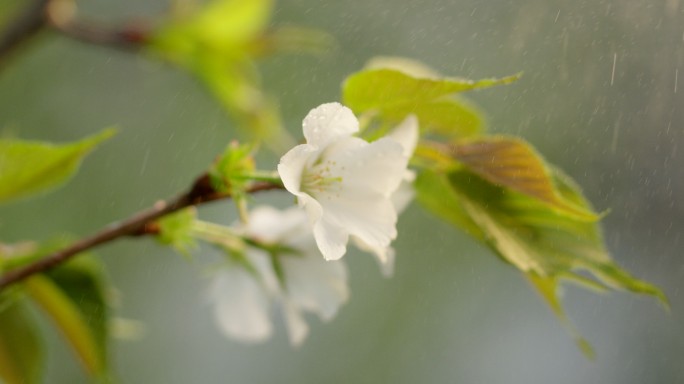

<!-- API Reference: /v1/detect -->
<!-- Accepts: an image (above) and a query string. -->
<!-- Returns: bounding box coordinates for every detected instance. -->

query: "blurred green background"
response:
[1,0,683,383]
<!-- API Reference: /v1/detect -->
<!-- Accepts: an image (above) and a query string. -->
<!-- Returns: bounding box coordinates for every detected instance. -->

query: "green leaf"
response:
[46,257,110,367]
[414,170,483,238]
[416,168,667,353]
[208,141,256,194]
[342,60,517,139]
[187,0,273,47]
[24,268,110,381]
[1,239,114,374]
[368,97,485,139]
[451,136,598,220]
[0,128,116,205]
[449,169,664,297]
[0,300,43,384]
[343,68,519,114]
[157,207,199,256]
[152,0,273,57]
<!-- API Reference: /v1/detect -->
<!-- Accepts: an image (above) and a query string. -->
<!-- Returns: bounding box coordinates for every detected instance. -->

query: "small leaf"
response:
[343,68,520,114]
[24,271,110,380]
[152,0,273,56]
[450,136,598,220]
[0,300,43,384]
[190,0,273,46]
[0,128,116,204]
[208,141,256,194]
[157,207,199,255]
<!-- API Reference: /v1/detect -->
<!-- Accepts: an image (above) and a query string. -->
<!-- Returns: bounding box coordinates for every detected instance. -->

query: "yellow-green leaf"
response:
[157,207,198,256]
[0,128,116,205]
[383,98,485,138]
[192,0,273,46]
[451,136,598,220]
[343,68,520,114]
[416,167,667,353]
[447,169,663,293]
[24,274,109,380]
[342,60,517,139]
[151,0,273,64]
[414,170,483,237]
[1,241,112,378]
[0,300,43,384]
[46,257,111,368]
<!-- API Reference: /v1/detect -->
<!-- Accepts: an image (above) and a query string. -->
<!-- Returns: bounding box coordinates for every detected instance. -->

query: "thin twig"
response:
[43,0,150,52]
[0,176,283,291]
[49,18,149,52]
[0,0,50,67]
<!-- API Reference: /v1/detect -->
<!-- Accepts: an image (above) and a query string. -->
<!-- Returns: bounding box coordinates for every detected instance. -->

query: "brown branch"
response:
[44,1,150,52]
[48,17,150,52]
[0,176,283,291]
[0,0,50,66]
[0,0,149,69]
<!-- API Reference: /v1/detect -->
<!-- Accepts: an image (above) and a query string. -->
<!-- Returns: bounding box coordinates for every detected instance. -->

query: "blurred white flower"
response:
[278,102,415,261]
[208,206,349,346]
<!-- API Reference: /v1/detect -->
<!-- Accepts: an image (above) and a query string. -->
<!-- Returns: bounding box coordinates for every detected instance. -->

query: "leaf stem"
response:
[236,171,283,184]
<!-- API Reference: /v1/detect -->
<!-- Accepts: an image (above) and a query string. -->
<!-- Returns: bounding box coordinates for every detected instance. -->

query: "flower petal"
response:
[302,102,359,148]
[312,212,350,260]
[392,170,417,214]
[353,236,396,277]
[247,205,310,242]
[209,267,273,343]
[316,194,397,251]
[280,299,309,347]
[282,254,349,320]
[329,137,408,196]
[278,144,319,196]
[386,114,419,157]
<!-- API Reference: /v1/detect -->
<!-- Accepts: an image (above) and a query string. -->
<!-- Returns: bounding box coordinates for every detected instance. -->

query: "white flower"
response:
[208,206,349,346]
[278,102,415,261]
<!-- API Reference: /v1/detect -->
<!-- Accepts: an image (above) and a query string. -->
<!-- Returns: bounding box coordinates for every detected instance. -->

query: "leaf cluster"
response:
[342,58,666,357]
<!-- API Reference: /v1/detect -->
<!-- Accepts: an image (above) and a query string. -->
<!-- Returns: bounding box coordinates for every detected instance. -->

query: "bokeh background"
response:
[1,0,683,383]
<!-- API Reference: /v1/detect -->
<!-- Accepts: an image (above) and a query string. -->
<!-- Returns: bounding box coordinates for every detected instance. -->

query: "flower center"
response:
[301,160,342,194]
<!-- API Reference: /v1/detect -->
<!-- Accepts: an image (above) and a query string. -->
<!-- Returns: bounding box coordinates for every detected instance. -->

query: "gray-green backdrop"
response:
[1,0,682,383]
